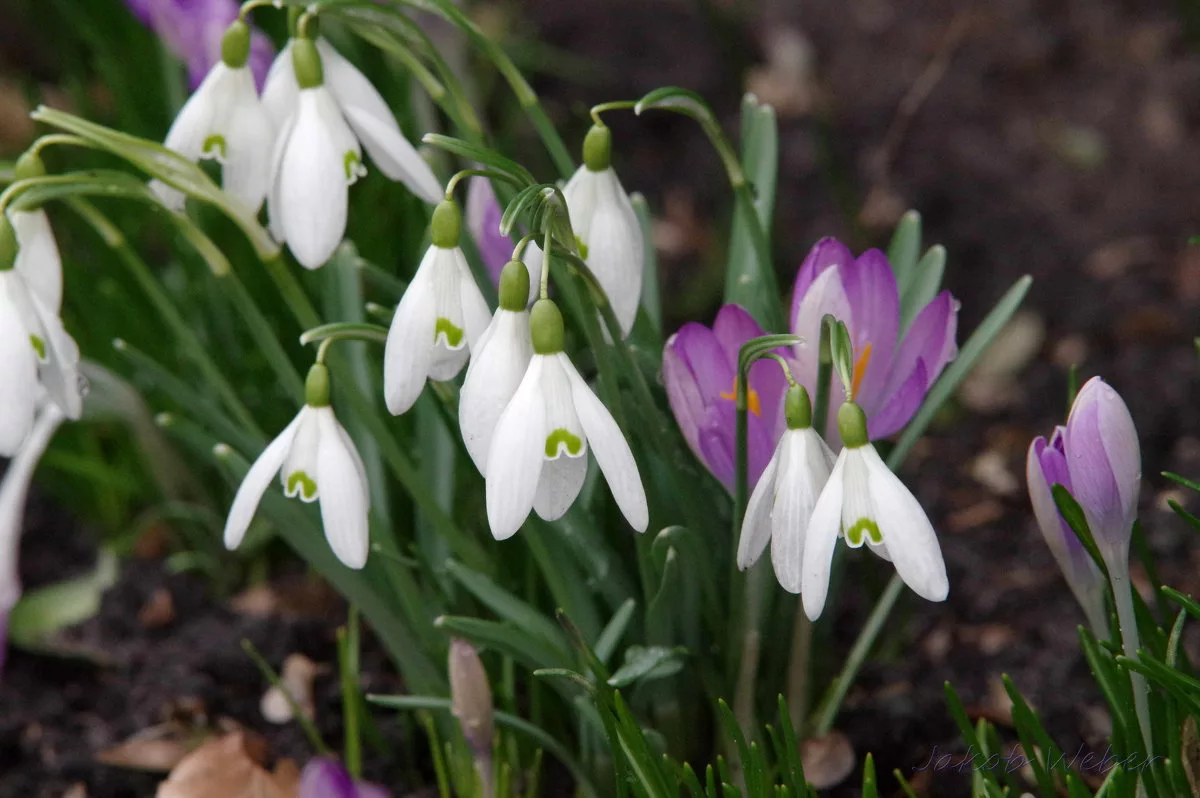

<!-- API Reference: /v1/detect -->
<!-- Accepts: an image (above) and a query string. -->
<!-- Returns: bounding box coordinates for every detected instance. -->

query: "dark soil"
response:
[7,0,1200,795]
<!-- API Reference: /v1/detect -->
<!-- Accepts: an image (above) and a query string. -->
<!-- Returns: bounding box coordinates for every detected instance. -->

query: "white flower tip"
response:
[155,413,174,427]
[213,442,232,458]
[112,338,127,351]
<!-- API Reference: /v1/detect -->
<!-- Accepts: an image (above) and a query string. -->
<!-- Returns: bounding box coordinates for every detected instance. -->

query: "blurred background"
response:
[3,0,1200,794]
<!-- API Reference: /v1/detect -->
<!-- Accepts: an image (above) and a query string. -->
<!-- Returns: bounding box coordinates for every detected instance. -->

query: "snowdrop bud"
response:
[0,218,17,272]
[291,37,324,90]
[837,402,869,449]
[430,199,462,249]
[449,638,494,758]
[498,260,530,312]
[221,20,251,68]
[583,124,612,172]
[785,384,812,430]
[13,150,45,181]
[306,363,331,407]
[530,299,564,354]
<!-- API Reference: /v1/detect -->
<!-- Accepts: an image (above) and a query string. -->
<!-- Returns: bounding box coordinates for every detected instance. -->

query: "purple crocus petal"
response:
[355,782,392,798]
[839,249,899,412]
[866,359,926,440]
[301,758,357,798]
[670,323,735,405]
[884,291,957,402]
[1064,377,1141,552]
[696,399,774,490]
[711,304,766,364]
[790,237,854,332]
[790,264,852,404]
[131,0,275,90]
[467,176,512,286]
[247,29,276,90]
[123,0,152,24]
[662,340,706,459]
[711,305,789,438]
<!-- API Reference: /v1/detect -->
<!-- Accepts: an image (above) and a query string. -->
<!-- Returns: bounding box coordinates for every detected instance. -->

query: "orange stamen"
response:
[720,377,762,416]
[850,342,873,400]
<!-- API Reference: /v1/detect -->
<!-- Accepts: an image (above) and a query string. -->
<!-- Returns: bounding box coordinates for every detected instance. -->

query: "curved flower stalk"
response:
[790,238,958,446]
[124,0,274,89]
[562,124,644,336]
[299,758,389,798]
[486,299,648,540]
[384,199,491,416]
[466,176,542,303]
[738,384,834,593]
[223,364,370,569]
[1026,426,1108,634]
[156,20,276,213]
[663,304,790,491]
[459,260,534,474]
[263,35,441,210]
[0,401,65,675]
[802,402,948,620]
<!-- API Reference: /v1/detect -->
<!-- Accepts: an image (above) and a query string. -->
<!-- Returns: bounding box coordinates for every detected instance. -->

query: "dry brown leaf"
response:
[1181,714,1200,794]
[800,731,856,789]
[157,733,297,798]
[97,725,196,773]
[139,588,176,629]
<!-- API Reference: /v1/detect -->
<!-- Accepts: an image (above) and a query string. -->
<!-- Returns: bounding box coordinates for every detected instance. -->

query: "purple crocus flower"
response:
[300,758,390,798]
[1026,426,1108,634]
[125,0,274,89]
[466,176,512,286]
[663,304,790,491]
[1063,376,1141,560]
[789,238,958,446]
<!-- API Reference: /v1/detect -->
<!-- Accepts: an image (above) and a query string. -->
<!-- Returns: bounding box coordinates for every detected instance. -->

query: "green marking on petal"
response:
[202,134,227,160]
[434,317,464,348]
[344,151,365,183]
[845,518,882,547]
[29,335,46,361]
[286,470,318,502]
[575,235,589,260]
[545,428,584,458]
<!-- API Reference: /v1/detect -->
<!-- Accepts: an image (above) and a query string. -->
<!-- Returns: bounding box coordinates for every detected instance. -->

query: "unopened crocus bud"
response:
[1063,377,1141,563]
[449,638,494,758]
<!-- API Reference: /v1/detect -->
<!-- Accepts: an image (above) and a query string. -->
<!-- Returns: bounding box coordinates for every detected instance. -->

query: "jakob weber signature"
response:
[914,744,1162,775]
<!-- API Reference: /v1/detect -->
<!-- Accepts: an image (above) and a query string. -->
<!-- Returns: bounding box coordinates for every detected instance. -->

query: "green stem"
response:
[1111,561,1154,757]
[242,639,332,756]
[589,100,637,127]
[299,322,390,348]
[813,322,833,436]
[339,605,363,778]
[785,606,813,734]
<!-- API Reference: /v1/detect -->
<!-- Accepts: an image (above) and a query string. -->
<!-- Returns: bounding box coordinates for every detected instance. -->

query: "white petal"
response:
[315,408,370,569]
[342,104,441,203]
[541,353,586,456]
[384,248,438,415]
[455,249,492,350]
[801,451,847,620]
[562,354,648,532]
[0,275,37,455]
[278,88,349,269]
[534,453,588,521]
[0,402,63,611]
[459,309,533,474]
[428,247,470,381]
[261,42,299,131]
[12,210,62,313]
[584,170,643,336]
[155,65,226,209]
[218,67,276,214]
[486,356,547,540]
[281,406,322,501]
[27,291,82,420]
[522,243,544,306]
[771,429,832,593]
[862,445,948,602]
[266,112,298,244]
[737,438,781,571]
[223,412,302,550]
[319,39,393,130]
[561,167,597,240]
[840,449,875,547]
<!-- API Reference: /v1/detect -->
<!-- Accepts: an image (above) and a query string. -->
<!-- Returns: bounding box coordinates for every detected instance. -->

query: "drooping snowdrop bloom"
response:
[223,364,370,569]
[263,35,441,214]
[156,19,275,213]
[299,758,389,798]
[791,238,958,447]
[465,176,543,303]
[802,402,948,620]
[562,124,644,336]
[486,299,648,540]
[0,401,65,675]
[12,151,62,316]
[1027,425,1108,634]
[663,304,791,491]
[738,384,835,593]
[0,219,82,455]
[384,199,491,415]
[124,0,274,89]
[459,260,534,473]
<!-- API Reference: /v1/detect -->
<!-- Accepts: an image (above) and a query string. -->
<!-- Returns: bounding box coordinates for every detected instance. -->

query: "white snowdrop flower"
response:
[223,364,370,569]
[384,200,491,415]
[485,299,648,540]
[156,21,275,213]
[12,151,62,314]
[0,220,81,456]
[801,402,948,620]
[737,385,835,593]
[263,36,441,205]
[459,260,534,474]
[561,124,644,337]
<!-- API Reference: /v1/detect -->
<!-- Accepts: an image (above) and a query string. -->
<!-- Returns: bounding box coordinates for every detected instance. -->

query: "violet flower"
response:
[1026,426,1108,634]
[790,238,958,446]
[663,304,790,492]
[465,176,542,305]
[299,758,389,798]
[125,0,274,89]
